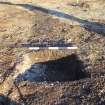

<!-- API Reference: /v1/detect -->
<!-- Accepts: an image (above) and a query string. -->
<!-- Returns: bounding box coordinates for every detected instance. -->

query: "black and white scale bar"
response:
[28,46,78,50]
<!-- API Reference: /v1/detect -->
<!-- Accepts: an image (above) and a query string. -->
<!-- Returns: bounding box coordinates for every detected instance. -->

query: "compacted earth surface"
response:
[0,0,105,105]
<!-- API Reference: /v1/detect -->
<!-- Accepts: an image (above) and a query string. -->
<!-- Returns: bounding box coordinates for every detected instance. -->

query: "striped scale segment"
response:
[28,46,78,50]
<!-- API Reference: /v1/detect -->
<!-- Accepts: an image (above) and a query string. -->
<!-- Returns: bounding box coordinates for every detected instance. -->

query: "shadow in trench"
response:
[15,54,90,82]
[0,94,17,105]
[0,2,105,36]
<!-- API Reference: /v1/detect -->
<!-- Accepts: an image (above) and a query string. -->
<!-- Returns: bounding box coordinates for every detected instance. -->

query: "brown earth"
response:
[0,1,105,105]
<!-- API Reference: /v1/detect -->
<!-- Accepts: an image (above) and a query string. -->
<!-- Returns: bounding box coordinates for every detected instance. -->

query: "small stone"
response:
[50,83,54,86]
[100,89,105,93]
[67,39,72,43]
[0,76,4,84]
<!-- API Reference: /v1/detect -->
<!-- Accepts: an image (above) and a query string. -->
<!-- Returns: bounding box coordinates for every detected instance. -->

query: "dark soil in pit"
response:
[15,54,89,82]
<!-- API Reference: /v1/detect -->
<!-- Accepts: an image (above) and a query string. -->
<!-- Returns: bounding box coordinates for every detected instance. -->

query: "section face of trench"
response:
[15,54,88,82]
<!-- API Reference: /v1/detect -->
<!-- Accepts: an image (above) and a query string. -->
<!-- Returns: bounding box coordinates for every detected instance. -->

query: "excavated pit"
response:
[15,54,89,82]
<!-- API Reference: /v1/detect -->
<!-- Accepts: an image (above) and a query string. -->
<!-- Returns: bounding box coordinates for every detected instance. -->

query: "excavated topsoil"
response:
[0,1,105,105]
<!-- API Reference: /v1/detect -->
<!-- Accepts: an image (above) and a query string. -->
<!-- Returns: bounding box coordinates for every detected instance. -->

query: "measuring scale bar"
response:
[28,46,78,50]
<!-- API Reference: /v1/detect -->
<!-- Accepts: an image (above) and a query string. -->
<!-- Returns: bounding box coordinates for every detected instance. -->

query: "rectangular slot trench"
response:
[15,54,90,82]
